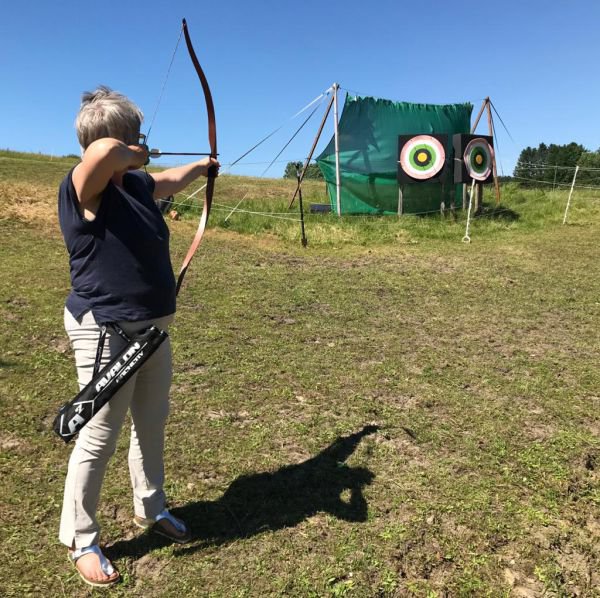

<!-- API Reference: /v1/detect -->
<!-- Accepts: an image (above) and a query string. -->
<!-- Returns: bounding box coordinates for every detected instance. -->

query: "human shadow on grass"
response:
[107,425,378,560]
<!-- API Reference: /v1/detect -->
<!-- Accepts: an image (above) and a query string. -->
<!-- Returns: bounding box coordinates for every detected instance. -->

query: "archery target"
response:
[398,134,448,183]
[453,134,495,184]
[464,138,494,181]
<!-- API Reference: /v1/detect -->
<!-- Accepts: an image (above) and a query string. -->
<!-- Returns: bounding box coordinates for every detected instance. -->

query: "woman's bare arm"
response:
[150,157,219,200]
[72,139,149,220]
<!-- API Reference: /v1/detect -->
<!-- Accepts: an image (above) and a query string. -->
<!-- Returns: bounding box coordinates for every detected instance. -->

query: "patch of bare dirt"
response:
[100,503,133,528]
[0,432,31,455]
[392,524,463,592]
[586,517,600,537]
[511,582,544,597]
[276,439,312,464]
[132,553,171,583]
[525,423,557,442]
[566,449,599,501]
[374,429,430,469]
[556,550,594,595]
[585,419,600,437]
[496,558,545,597]
[205,409,253,428]
[504,515,600,596]
[49,335,71,354]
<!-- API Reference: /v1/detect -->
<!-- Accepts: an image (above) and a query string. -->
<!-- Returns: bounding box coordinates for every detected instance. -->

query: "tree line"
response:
[283,162,324,180]
[513,142,600,187]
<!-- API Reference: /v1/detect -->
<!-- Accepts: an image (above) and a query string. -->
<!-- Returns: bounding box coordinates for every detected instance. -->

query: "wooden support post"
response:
[397,185,403,216]
[471,98,488,133]
[296,163,308,246]
[471,97,487,214]
[475,183,483,213]
[288,93,335,209]
[486,100,501,205]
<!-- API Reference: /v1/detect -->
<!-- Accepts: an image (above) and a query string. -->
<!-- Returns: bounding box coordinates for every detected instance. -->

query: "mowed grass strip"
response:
[0,151,598,596]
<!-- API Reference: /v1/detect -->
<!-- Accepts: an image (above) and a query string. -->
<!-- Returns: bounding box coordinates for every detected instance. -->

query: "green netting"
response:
[316,96,473,214]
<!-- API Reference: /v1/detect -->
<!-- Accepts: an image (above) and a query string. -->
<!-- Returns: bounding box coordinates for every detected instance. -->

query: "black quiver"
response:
[53,324,168,443]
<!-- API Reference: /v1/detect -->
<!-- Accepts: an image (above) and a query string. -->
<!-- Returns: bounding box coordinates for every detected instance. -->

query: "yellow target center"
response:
[475,154,484,165]
[417,151,428,163]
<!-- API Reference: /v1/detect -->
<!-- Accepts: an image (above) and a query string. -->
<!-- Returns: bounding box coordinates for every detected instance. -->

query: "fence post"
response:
[562,166,579,225]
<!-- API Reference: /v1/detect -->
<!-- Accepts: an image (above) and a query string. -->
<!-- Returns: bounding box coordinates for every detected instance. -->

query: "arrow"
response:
[149,150,216,158]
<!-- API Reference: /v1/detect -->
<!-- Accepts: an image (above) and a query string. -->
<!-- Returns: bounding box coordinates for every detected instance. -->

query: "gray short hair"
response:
[75,86,144,149]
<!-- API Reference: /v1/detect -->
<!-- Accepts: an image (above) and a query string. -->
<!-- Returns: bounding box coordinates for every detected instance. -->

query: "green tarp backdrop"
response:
[316,96,473,214]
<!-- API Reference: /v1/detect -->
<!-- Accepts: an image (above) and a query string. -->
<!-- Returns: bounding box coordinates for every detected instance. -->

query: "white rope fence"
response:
[512,176,600,190]
[517,161,600,172]
[462,159,600,236]
[509,161,600,225]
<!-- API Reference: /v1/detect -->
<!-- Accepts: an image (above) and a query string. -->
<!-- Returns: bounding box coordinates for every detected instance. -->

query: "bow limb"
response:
[175,17,218,296]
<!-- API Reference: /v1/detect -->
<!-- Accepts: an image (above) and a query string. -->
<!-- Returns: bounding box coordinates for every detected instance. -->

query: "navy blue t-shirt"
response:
[58,167,176,324]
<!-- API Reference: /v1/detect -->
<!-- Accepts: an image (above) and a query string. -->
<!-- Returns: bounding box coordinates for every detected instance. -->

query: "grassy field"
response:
[0,151,599,597]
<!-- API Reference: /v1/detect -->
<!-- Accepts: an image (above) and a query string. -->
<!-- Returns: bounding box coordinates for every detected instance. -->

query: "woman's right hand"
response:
[127,143,150,169]
[73,139,150,218]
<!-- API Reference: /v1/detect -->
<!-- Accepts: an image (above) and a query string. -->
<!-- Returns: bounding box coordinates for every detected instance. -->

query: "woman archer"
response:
[57,85,218,587]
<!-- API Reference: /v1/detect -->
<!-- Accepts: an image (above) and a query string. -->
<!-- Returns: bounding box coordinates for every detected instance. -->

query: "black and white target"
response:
[463,138,494,181]
[399,135,446,181]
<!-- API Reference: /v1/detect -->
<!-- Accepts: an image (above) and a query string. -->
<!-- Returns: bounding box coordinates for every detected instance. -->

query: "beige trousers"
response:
[59,308,174,548]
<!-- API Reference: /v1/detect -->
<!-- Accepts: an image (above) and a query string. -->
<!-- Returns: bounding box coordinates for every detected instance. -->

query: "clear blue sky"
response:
[1,0,598,177]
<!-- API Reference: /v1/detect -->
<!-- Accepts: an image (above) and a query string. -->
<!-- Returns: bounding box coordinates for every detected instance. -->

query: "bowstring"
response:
[145,25,184,145]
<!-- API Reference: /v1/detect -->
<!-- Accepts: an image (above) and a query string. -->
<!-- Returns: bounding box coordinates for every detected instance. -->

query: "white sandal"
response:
[68,544,120,587]
[133,509,191,544]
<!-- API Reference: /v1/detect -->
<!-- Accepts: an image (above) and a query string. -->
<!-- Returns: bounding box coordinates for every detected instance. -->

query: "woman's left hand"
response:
[151,157,221,199]
[199,156,220,177]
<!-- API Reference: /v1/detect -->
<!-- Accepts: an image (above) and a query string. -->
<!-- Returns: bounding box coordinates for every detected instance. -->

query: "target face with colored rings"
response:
[399,135,446,180]
[463,138,494,181]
